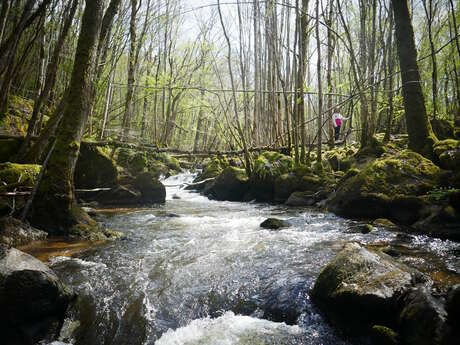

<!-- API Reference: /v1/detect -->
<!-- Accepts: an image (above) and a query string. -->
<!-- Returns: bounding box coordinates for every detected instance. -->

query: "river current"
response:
[45,173,460,345]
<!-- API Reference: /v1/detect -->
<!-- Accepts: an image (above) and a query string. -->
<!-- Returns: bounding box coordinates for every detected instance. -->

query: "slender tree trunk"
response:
[315,0,323,170]
[253,0,260,146]
[29,0,103,234]
[392,0,437,158]
[194,89,205,152]
[121,0,138,141]
[422,0,438,119]
[384,5,395,143]
[217,0,251,175]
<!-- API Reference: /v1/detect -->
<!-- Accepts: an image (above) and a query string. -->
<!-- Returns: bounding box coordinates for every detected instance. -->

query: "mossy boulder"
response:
[431,118,454,140]
[371,325,399,345]
[260,218,289,230]
[311,243,422,335]
[398,287,447,345]
[133,172,166,204]
[0,244,73,344]
[116,149,180,178]
[285,189,329,207]
[188,156,229,192]
[433,139,460,171]
[328,150,441,224]
[324,146,357,172]
[205,167,248,201]
[0,216,47,247]
[248,151,294,201]
[0,138,22,163]
[273,171,326,203]
[0,162,40,187]
[75,143,118,189]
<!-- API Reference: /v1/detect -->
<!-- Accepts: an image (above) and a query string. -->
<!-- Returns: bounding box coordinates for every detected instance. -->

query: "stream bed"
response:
[39,173,459,345]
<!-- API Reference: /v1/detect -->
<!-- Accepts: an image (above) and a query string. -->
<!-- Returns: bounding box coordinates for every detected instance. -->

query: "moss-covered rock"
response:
[0,216,47,247]
[0,138,22,163]
[311,243,422,335]
[0,244,74,344]
[324,146,357,172]
[371,325,399,345]
[188,156,229,192]
[260,218,289,229]
[0,162,40,187]
[328,150,440,224]
[0,95,34,136]
[75,143,118,189]
[433,139,460,171]
[247,151,295,202]
[116,149,181,178]
[399,287,446,345]
[205,167,248,201]
[133,172,166,204]
[431,118,454,140]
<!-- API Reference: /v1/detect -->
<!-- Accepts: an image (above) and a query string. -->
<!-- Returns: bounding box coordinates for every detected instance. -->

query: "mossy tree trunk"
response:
[392,0,437,158]
[29,0,103,234]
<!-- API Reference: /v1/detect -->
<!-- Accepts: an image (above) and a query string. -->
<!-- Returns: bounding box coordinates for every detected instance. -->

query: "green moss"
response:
[0,162,40,186]
[196,155,229,181]
[252,151,294,180]
[433,139,460,170]
[371,325,399,345]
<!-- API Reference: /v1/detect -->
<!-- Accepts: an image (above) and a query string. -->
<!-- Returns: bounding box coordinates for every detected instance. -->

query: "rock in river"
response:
[0,244,74,345]
[260,218,290,230]
[311,243,422,333]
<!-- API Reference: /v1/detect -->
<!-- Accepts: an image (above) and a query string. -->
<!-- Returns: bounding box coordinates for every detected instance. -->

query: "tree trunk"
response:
[392,0,437,158]
[315,0,323,170]
[29,0,103,234]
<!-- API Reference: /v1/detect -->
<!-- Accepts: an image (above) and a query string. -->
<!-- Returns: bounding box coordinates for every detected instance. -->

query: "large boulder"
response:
[133,172,166,203]
[285,189,329,207]
[398,287,446,345]
[247,151,294,201]
[0,244,73,344]
[205,167,248,201]
[273,170,326,203]
[0,216,47,247]
[433,139,460,171]
[75,143,118,189]
[187,156,229,191]
[311,243,422,334]
[431,118,454,140]
[328,150,440,224]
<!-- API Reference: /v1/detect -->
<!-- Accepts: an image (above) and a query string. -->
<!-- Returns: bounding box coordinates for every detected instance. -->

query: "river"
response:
[43,173,460,345]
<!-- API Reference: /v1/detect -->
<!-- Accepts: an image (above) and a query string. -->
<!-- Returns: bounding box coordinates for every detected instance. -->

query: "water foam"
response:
[155,311,302,345]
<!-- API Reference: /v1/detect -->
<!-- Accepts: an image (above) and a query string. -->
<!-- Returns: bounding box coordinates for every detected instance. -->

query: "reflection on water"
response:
[35,173,459,345]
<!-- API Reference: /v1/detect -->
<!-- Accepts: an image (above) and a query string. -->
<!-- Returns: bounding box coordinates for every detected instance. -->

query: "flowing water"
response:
[43,173,460,345]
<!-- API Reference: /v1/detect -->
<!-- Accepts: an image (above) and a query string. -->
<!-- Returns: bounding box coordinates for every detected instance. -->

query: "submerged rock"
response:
[0,216,47,247]
[0,244,74,344]
[260,218,289,230]
[311,243,422,334]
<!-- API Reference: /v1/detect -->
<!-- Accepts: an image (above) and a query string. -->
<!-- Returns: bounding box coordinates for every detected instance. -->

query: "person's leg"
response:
[334,126,340,141]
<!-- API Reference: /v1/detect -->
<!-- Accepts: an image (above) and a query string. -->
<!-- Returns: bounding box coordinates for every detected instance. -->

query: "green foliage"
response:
[427,187,458,203]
